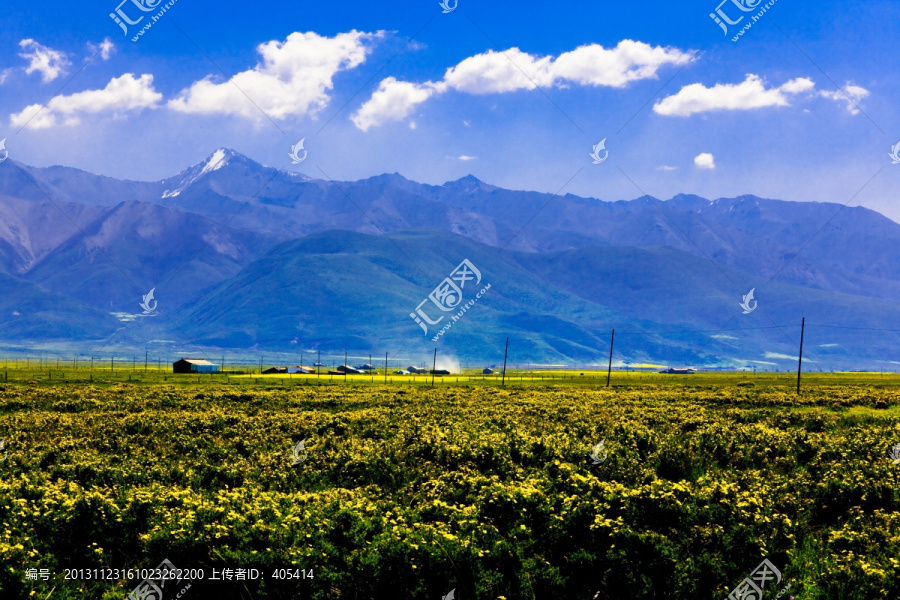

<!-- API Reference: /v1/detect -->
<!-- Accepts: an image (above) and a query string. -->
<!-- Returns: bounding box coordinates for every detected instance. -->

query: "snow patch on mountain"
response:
[201,149,229,175]
[162,148,233,198]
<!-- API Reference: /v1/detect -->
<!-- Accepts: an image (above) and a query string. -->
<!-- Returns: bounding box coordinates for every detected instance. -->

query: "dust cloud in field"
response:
[434,355,461,373]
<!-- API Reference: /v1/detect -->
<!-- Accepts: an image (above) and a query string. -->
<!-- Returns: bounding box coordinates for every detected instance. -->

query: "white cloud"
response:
[351,77,438,131]
[694,153,715,169]
[654,74,814,117]
[456,155,477,161]
[169,30,383,121]
[657,165,677,171]
[551,40,695,88]
[18,39,69,83]
[0,68,11,85]
[88,38,116,61]
[820,82,869,114]
[10,73,162,130]
[764,352,799,360]
[780,77,815,94]
[353,40,694,130]
[443,48,554,93]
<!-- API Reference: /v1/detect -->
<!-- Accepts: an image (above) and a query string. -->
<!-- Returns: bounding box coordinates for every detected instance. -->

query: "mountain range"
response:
[1,148,898,369]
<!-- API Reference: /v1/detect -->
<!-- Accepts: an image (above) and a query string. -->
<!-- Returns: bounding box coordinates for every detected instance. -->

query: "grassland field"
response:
[2,367,900,599]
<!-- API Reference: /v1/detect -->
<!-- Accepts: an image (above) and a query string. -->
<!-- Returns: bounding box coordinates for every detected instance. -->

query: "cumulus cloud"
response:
[551,40,696,88]
[819,82,869,114]
[353,40,694,130]
[779,77,815,94]
[456,155,477,161]
[442,48,554,93]
[694,153,715,169]
[88,38,116,61]
[351,77,439,131]
[169,30,383,121]
[654,74,815,116]
[10,73,162,129]
[656,165,677,171]
[18,39,69,83]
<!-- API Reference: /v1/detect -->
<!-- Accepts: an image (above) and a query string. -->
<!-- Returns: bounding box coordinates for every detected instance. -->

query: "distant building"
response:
[394,370,410,375]
[660,367,696,375]
[262,367,288,374]
[430,369,451,376]
[336,365,363,374]
[408,366,428,374]
[483,368,494,374]
[173,358,219,374]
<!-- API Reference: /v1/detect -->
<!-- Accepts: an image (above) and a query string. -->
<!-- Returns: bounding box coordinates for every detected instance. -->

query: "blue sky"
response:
[2,0,899,219]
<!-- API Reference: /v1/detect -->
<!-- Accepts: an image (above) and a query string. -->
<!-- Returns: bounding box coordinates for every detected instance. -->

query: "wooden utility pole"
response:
[345,351,348,383]
[431,349,437,388]
[384,352,388,384]
[317,350,320,379]
[502,337,509,386]
[797,317,805,394]
[606,329,615,388]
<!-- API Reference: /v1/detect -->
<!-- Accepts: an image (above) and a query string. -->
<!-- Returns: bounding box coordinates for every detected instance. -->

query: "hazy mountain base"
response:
[4,228,900,370]
[172,230,900,369]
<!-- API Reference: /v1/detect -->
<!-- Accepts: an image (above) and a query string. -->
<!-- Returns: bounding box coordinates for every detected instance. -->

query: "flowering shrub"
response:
[0,382,899,598]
